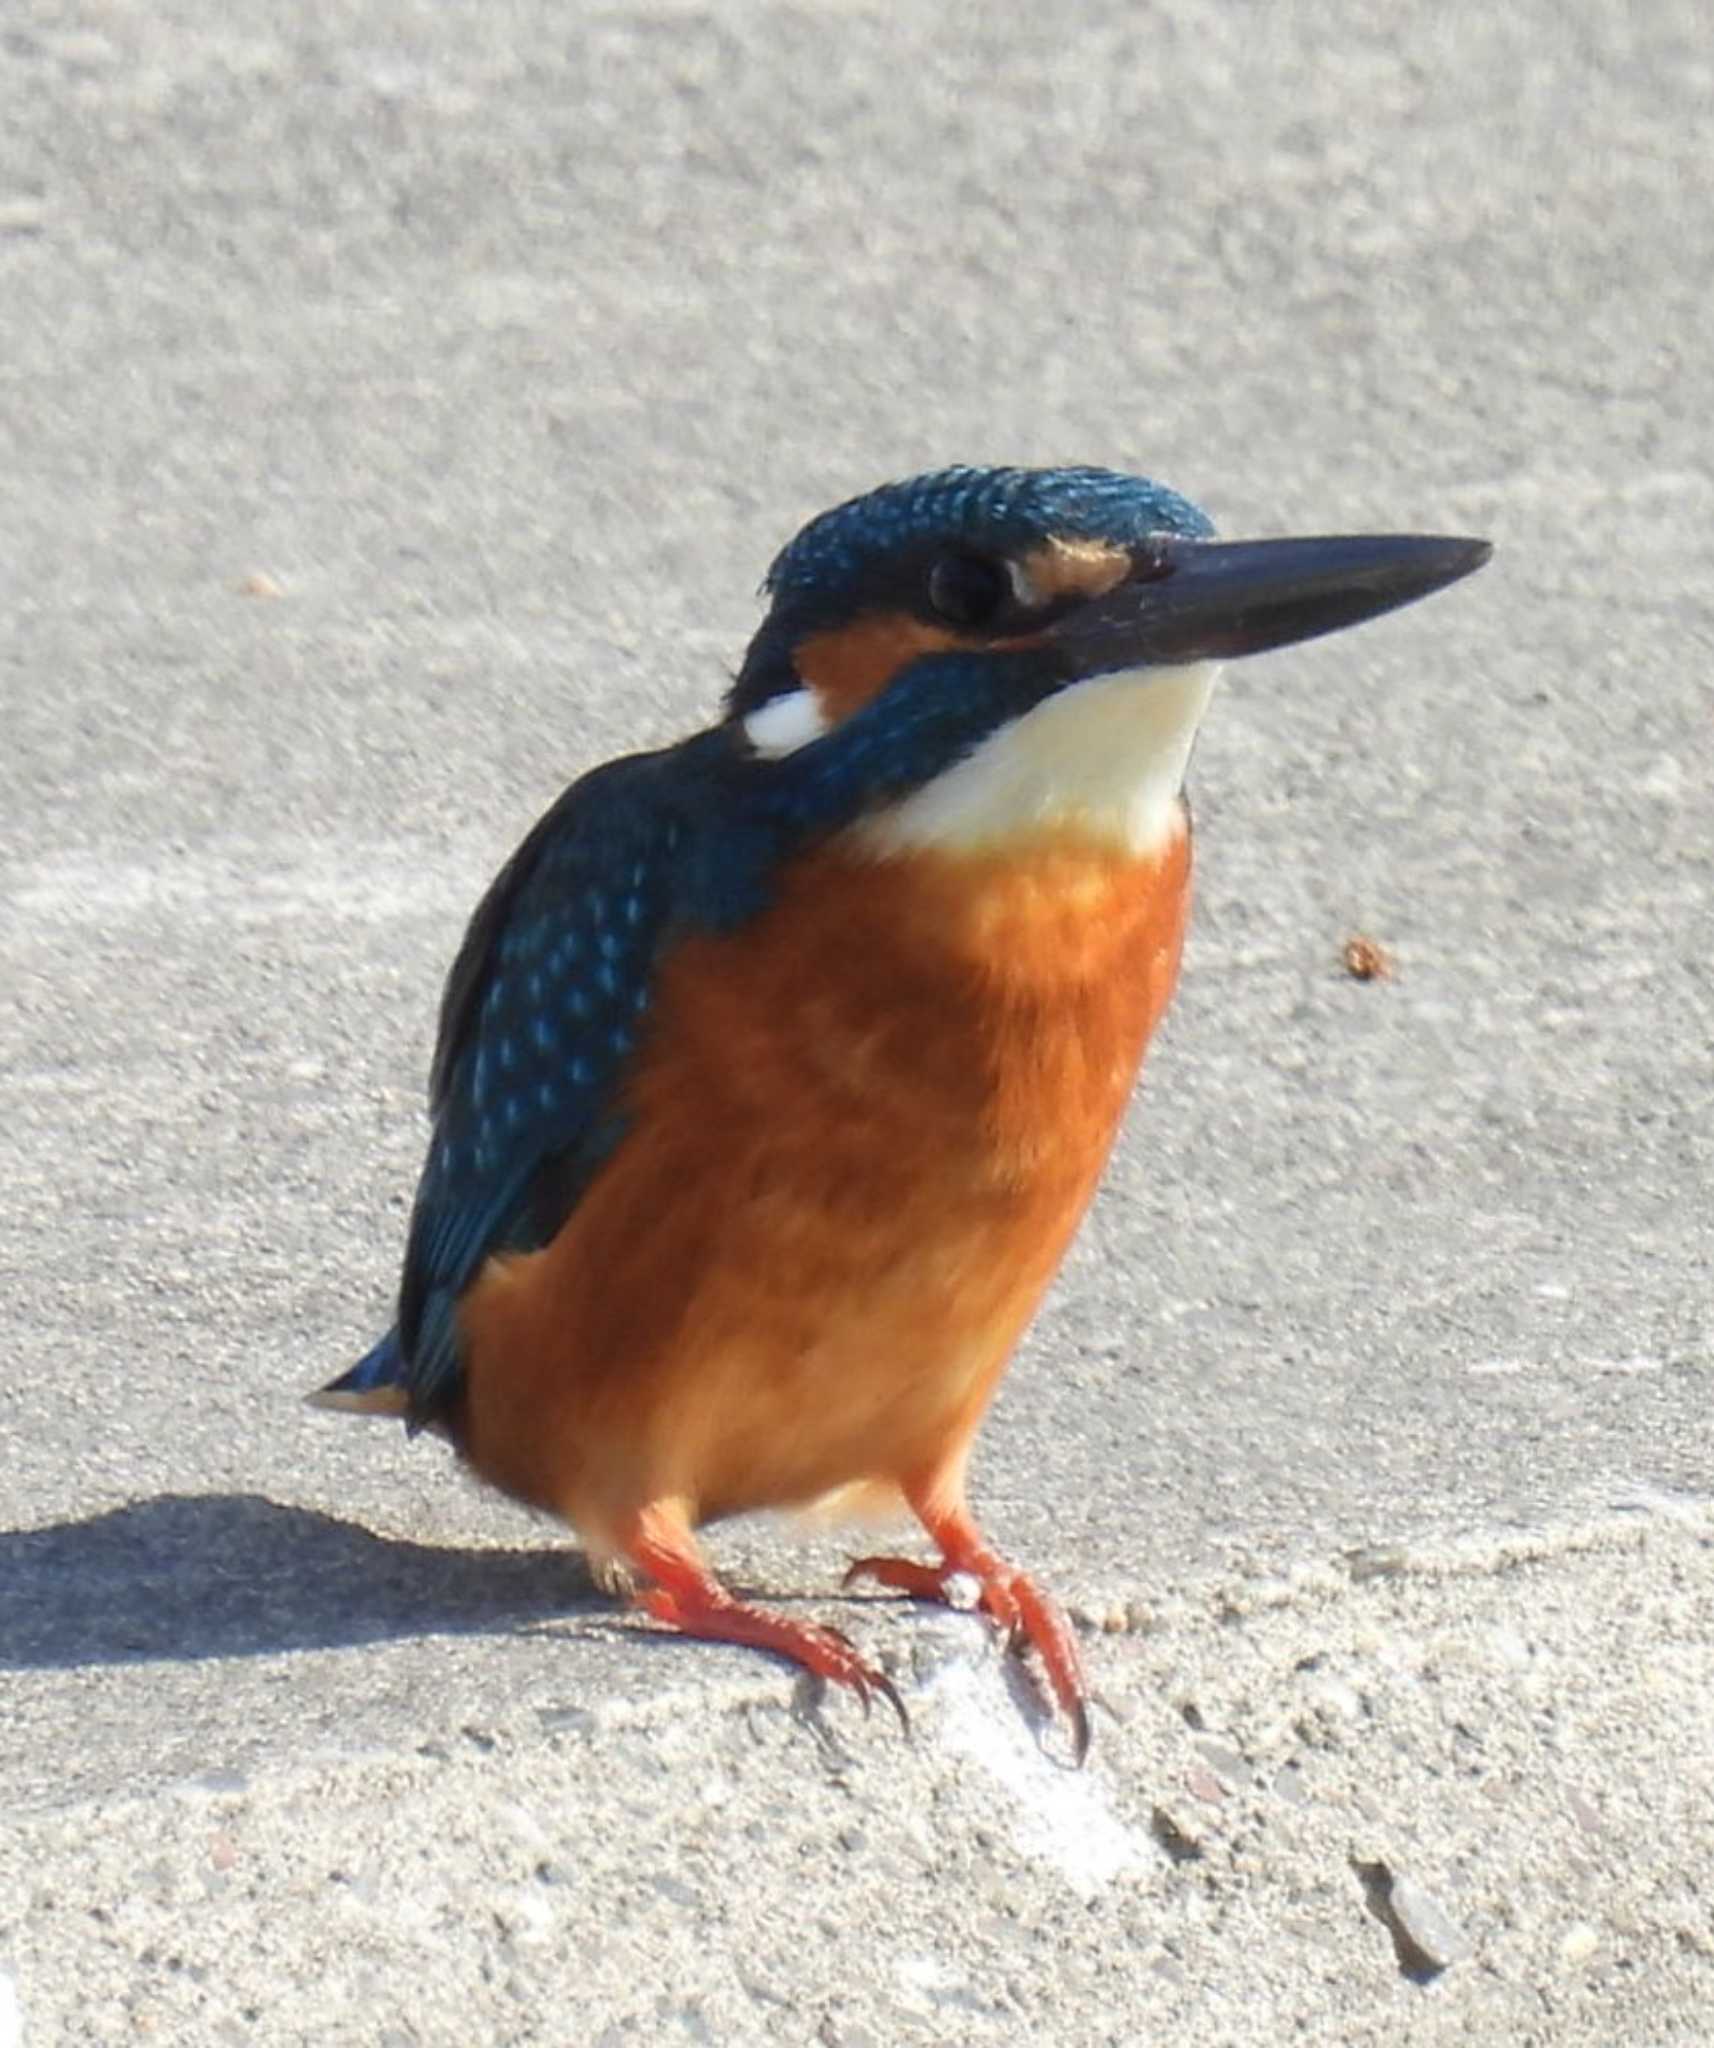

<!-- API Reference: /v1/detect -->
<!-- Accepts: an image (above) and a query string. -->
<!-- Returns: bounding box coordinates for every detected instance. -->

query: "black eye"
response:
[925,551,1012,628]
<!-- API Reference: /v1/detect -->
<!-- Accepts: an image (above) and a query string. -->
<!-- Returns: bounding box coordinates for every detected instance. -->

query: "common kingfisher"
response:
[313,466,1489,1757]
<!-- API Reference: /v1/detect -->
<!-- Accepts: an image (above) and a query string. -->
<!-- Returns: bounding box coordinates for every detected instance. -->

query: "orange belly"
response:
[454,818,1194,1552]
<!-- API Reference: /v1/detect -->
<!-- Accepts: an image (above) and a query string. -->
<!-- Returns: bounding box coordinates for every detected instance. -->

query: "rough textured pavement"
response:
[2,2,1710,2042]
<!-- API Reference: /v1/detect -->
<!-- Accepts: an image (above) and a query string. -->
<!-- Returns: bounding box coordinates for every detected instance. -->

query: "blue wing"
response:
[329,727,774,1426]
[321,654,1016,1427]
[397,755,672,1413]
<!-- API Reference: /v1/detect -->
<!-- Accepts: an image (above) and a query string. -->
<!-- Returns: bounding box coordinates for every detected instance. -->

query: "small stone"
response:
[495,1888,556,1944]
[1342,934,1393,981]
[1388,1877,1469,1971]
[1358,1862,1470,1977]
[237,570,285,598]
[1194,1739,1253,1787]
[1308,1674,1364,1721]
[1271,1761,1309,1804]
[1149,1807,1204,1864]
[818,2021,878,2048]
[941,1571,982,1612]
[1559,1923,1600,1968]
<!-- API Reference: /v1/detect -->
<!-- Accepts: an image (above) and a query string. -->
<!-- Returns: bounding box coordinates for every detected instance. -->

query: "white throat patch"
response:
[857,661,1220,859]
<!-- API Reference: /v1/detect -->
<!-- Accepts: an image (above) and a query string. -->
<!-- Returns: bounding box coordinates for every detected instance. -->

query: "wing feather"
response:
[396,743,703,1415]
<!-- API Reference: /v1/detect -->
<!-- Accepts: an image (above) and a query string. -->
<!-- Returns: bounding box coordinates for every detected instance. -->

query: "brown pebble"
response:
[1342,934,1393,980]
[237,570,285,598]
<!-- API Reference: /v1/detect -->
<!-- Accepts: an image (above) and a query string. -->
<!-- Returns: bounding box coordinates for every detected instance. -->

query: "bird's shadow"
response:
[0,1492,606,1671]
[1,1496,1075,1765]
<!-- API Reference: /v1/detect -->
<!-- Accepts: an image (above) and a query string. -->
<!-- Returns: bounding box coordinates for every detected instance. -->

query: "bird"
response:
[312,465,1489,1758]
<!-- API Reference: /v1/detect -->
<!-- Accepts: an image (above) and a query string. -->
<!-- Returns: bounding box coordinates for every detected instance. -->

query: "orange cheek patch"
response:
[794,613,965,723]
[793,540,1137,726]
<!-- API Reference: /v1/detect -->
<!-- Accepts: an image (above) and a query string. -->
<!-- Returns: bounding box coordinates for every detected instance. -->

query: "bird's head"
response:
[727,466,1489,857]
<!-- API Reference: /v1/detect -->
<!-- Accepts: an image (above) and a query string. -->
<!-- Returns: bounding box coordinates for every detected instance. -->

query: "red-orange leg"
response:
[618,1504,907,1731]
[846,1492,1090,1762]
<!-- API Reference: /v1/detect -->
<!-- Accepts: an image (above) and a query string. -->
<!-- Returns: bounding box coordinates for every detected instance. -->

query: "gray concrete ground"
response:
[1,1,1710,2041]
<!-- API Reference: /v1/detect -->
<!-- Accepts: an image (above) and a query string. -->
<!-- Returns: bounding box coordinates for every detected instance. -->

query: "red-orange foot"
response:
[639,1582,908,1732]
[616,1503,908,1734]
[845,1549,1091,1763]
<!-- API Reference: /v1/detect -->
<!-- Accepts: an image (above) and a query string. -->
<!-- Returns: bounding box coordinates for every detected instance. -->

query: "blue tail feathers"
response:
[307,1327,411,1418]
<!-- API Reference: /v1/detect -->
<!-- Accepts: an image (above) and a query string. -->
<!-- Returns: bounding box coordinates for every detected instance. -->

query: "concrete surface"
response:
[1,0,1709,2041]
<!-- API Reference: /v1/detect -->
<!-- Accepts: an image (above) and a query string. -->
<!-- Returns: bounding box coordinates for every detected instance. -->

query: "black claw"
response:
[1068,1699,1092,1768]
[873,1670,911,1738]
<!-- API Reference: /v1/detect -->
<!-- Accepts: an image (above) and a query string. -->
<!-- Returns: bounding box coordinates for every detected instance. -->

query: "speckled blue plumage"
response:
[764,466,1214,607]
[365,733,777,1419]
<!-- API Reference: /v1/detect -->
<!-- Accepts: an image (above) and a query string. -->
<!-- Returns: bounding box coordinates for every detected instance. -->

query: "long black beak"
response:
[1049,532,1492,674]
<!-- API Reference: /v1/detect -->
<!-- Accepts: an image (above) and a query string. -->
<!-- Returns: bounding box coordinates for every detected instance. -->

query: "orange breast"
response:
[454,818,1194,1548]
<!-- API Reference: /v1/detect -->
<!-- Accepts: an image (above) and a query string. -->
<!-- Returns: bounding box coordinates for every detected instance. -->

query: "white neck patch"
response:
[857,661,1220,859]
[742,687,829,759]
